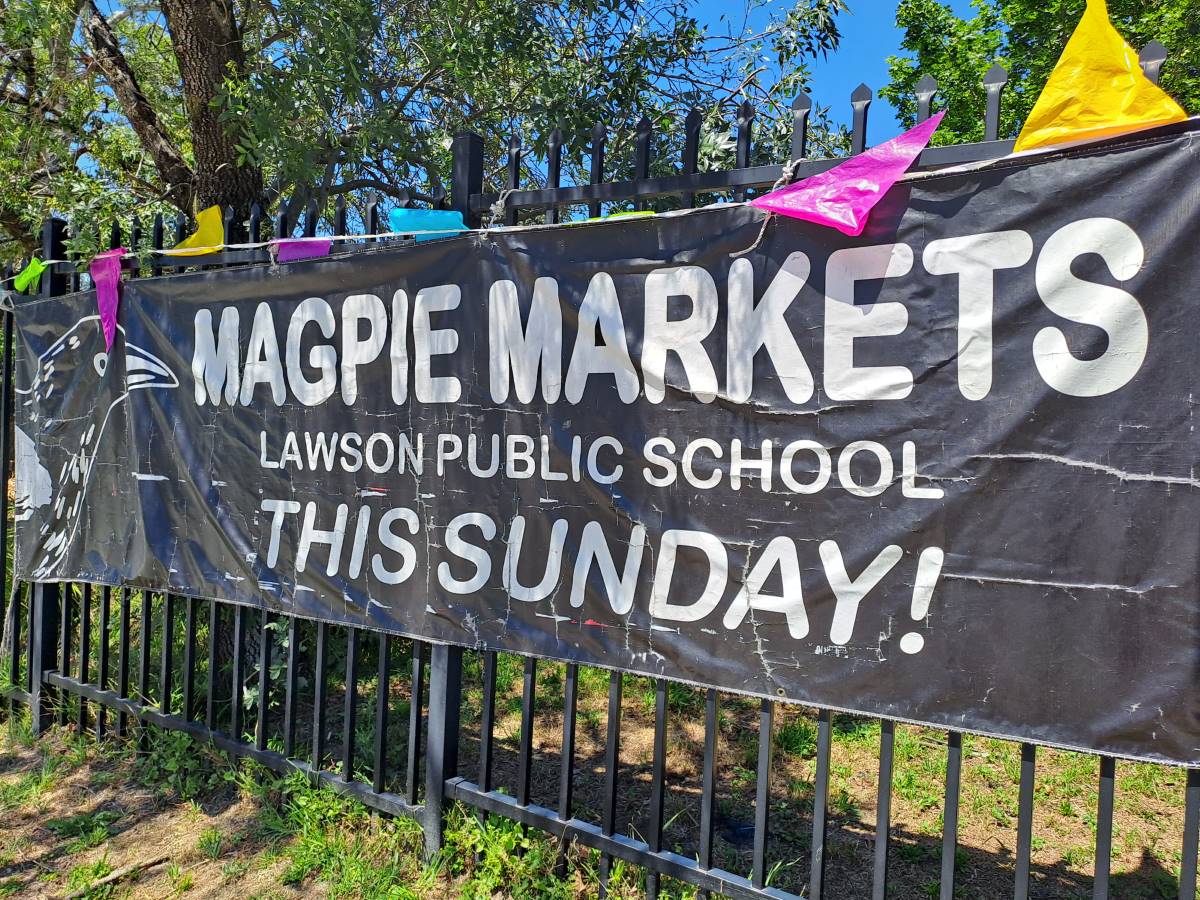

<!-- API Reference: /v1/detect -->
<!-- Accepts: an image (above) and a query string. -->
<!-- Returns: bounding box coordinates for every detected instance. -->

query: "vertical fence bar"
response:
[810,709,832,899]
[697,689,718,900]
[1094,756,1115,899]
[366,197,379,241]
[558,665,578,818]
[752,699,774,889]
[851,84,872,154]
[333,196,347,241]
[1181,768,1199,900]
[312,621,329,772]
[873,719,895,900]
[505,134,522,226]
[117,588,131,737]
[477,650,496,792]
[734,99,753,202]
[57,586,72,727]
[681,108,702,209]
[248,202,262,245]
[916,75,938,123]
[159,592,174,715]
[517,656,537,806]
[206,600,220,730]
[645,678,668,899]
[128,217,141,277]
[791,93,812,162]
[1140,42,1168,84]
[634,115,653,212]
[29,583,60,735]
[303,199,318,238]
[181,597,197,721]
[283,615,299,758]
[983,64,1008,143]
[406,641,425,805]
[5,584,20,721]
[1014,743,1037,900]
[151,214,164,277]
[77,585,91,730]
[373,632,391,794]
[589,122,607,218]
[0,303,13,686]
[96,587,111,740]
[423,644,462,857]
[554,662,578,876]
[545,127,563,225]
[598,671,622,895]
[137,592,152,750]
[24,586,33,696]
[940,731,963,900]
[342,626,360,780]
[230,604,245,741]
[255,609,272,752]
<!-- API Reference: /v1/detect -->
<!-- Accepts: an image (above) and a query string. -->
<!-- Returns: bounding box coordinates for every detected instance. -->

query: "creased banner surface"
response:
[15,125,1200,764]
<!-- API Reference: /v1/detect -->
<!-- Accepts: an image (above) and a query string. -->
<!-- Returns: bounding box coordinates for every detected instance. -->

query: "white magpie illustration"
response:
[16,315,179,578]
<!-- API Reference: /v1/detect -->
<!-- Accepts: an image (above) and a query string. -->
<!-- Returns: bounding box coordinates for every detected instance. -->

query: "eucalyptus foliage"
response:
[0,0,849,261]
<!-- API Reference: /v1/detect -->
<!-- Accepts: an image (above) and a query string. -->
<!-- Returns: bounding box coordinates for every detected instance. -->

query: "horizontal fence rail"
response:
[1,52,1199,899]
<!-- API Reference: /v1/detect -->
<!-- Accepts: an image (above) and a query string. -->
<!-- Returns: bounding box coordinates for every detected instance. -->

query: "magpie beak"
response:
[123,340,179,391]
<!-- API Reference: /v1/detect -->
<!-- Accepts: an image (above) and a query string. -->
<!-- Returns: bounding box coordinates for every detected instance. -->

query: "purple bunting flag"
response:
[89,248,125,352]
[273,238,332,263]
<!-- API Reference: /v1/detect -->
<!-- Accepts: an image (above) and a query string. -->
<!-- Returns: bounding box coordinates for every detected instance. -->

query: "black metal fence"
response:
[2,54,1200,900]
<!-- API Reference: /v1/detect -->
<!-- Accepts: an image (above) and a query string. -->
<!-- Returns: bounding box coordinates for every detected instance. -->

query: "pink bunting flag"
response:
[273,238,332,263]
[89,248,125,352]
[752,111,946,236]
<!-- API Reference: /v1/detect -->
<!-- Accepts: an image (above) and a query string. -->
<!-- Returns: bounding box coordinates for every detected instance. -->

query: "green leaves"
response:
[882,0,1200,145]
[0,0,849,259]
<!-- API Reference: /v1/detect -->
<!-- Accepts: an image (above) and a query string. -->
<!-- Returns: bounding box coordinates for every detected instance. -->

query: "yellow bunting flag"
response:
[168,205,224,256]
[1015,0,1186,152]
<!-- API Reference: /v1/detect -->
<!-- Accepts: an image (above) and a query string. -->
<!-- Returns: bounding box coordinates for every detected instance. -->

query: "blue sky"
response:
[695,0,977,141]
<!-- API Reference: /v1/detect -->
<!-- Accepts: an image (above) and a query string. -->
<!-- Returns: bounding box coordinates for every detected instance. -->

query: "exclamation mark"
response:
[899,547,944,655]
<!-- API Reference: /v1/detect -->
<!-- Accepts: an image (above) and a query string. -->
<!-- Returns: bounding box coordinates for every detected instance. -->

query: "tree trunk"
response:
[159,0,264,224]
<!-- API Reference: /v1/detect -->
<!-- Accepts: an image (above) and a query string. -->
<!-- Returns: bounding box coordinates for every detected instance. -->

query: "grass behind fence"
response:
[2,582,1198,898]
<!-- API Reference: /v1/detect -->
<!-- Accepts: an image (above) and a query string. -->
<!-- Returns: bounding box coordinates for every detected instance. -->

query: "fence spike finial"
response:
[915,74,939,123]
[983,63,1008,142]
[851,83,873,154]
[791,93,812,162]
[1139,41,1168,84]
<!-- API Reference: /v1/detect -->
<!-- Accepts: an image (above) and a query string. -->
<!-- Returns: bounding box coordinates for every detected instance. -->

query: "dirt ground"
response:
[0,730,317,900]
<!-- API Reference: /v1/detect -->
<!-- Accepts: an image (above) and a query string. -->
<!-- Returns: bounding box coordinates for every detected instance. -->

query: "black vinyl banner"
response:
[14,124,1200,764]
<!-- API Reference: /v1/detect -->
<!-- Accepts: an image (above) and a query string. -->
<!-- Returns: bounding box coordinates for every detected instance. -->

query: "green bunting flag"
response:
[13,257,47,294]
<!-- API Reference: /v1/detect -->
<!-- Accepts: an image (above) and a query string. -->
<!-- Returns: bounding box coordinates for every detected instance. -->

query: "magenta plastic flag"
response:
[89,248,125,351]
[273,238,332,262]
[753,111,945,236]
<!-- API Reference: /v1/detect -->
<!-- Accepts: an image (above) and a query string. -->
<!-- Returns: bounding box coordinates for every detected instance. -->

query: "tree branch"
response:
[81,0,194,212]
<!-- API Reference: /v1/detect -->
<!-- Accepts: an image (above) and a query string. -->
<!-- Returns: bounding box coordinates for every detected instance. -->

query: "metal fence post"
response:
[451,132,484,230]
[26,218,69,735]
[423,642,462,858]
[29,582,61,734]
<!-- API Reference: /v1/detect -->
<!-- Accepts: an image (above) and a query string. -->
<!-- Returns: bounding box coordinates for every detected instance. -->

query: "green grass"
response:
[46,809,123,852]
[198,825,225,859]
[65,855,113,897]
